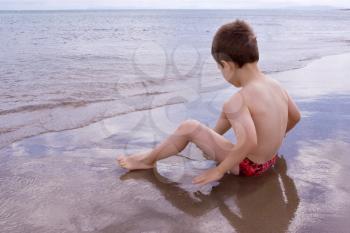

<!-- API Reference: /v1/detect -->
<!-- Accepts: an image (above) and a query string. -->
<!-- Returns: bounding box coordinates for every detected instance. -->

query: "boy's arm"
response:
[213,107,231,135]
[285,91,301,134]
[215,93,258,174]
[192,92,257,185]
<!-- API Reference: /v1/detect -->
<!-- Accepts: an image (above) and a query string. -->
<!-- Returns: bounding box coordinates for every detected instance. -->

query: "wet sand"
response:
[1,53,350,233]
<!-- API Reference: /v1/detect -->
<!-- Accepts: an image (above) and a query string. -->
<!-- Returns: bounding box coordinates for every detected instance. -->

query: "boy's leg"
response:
[117,119,239,174]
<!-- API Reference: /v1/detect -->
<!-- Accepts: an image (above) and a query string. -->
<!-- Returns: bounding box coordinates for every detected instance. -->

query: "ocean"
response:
[1,9,350,148]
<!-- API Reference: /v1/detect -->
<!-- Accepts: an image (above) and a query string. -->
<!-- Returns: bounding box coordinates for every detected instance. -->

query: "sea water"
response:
[1,9,350,148]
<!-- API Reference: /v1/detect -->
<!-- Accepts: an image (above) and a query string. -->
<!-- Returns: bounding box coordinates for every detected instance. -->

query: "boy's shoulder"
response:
[244,77,288,100]
[267,78,289,101]
[223,85,258,109]
[225,77,289,109]
[223,91,245,113]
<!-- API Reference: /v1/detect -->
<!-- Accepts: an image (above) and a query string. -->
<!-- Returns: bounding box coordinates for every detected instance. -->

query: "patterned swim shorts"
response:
[239,154,278,176]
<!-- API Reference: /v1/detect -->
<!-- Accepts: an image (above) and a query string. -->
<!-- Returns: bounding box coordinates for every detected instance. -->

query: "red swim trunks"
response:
[239,154,278,176]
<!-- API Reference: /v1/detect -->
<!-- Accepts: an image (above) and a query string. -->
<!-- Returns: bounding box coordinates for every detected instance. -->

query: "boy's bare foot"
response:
[116,151,155,170]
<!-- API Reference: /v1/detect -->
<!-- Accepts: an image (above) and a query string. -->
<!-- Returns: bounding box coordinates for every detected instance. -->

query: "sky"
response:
[0,0,349,10]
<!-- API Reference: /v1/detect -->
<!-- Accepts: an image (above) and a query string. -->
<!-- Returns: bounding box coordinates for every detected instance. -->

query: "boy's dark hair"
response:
[211,20,259,68]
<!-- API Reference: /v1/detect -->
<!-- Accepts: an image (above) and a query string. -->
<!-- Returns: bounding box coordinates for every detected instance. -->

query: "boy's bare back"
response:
[229,74,299,164]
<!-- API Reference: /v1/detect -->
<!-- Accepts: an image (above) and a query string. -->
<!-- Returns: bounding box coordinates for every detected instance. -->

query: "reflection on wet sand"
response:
[1,53,350,232]
[117,156,299,233]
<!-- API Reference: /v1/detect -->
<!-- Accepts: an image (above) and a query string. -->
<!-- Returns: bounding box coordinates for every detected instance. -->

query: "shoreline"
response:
[2,8,350,150]
[1,51,350,150]
[2,52,350,158]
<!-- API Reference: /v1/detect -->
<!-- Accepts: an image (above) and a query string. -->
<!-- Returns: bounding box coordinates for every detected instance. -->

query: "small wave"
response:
[131,91,169,97]
[92,28,112,31]
[0,127,18,134]
[0,99,115,116]
[61,54,128,61]
[33,37,48,40]
[0,94,187,150]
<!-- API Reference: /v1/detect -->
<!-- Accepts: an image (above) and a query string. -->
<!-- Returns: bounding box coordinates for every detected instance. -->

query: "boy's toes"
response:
[116,155,126,162]
[119,159,126,165]
[117,161,126,168]
[116,156,127,167]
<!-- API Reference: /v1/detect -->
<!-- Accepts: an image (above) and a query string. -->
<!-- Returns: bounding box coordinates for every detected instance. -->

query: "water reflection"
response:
[119,156,299,233]
[272,53,350,101]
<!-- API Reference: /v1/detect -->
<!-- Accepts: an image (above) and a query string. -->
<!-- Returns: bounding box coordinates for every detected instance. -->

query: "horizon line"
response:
[0,7,347,12]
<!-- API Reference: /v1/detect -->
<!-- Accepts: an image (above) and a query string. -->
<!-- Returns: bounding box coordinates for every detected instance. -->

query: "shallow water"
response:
[1,9,350,148]
[1,53,350,232]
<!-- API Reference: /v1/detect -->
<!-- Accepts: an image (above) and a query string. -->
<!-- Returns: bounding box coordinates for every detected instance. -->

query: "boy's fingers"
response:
[197,180,208,186]
[193,176,209,185]
[192,176,204,184]
[192,178,201,184]
[193,180,203,185]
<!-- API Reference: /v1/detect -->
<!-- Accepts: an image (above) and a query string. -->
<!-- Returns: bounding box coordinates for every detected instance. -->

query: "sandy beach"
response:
[1,52,350,233]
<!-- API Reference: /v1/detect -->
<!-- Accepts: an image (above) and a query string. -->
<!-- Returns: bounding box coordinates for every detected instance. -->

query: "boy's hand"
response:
[192,167,225,186]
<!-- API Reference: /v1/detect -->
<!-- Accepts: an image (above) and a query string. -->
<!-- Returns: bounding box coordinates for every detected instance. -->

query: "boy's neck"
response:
[236,62,264,87]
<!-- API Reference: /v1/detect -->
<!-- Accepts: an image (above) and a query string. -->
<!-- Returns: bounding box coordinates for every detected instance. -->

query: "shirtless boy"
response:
[116,20,301,186]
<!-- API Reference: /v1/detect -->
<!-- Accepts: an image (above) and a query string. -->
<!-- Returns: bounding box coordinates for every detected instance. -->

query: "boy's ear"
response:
[220,60,235,70]
[220,60,229,69]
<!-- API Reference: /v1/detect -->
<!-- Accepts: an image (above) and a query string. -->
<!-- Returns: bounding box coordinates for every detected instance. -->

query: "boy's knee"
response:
[177,119,201,138]
[180,119,200,128]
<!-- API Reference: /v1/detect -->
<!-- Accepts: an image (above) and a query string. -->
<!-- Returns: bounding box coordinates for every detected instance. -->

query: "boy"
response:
[116,20,301,186]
